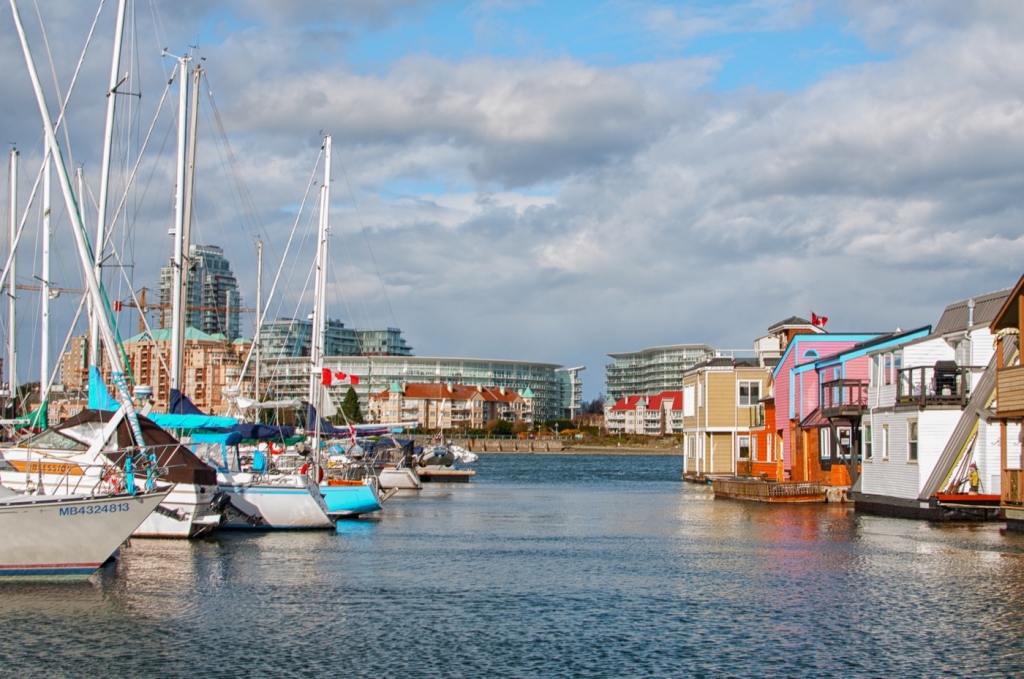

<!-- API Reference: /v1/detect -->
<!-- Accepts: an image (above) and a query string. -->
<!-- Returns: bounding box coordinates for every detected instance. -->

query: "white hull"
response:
[0,450,221,539]
[378,467,422,490]
[218,472,334,529]
[131,483,222,538]
[0,487,170,579]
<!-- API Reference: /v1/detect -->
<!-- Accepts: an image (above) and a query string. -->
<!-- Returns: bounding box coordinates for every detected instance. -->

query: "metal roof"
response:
[932,288,1011,336]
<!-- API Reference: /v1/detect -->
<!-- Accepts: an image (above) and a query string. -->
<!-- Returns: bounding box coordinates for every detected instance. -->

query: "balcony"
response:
[896,362,973,409]
[995,365,1024,418]
[819,379,868,419]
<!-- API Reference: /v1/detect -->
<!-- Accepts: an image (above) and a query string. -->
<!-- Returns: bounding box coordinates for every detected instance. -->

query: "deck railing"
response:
[896,365,975,409]
[820,379,868,418]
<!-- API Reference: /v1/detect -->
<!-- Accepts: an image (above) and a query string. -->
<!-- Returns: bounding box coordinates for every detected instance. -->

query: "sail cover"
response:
[57,409,217,486]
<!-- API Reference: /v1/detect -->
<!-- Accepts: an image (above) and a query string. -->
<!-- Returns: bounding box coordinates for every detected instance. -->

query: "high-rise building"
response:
[158,244,243,340]
[605,344,716,401]
[259,318,412,359]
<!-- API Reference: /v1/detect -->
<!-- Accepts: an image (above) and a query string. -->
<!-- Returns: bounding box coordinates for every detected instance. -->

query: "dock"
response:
[712,478,825,503]
[417,468,476,483]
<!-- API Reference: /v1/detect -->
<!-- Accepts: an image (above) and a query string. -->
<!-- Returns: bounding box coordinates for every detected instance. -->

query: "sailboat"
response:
[1,0,172,575]
[1,54,226,539]
[302,135,383,519]
[158,123,334,530]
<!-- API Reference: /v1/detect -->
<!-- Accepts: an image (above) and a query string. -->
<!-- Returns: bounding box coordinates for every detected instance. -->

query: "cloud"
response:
[2,1,1023,399]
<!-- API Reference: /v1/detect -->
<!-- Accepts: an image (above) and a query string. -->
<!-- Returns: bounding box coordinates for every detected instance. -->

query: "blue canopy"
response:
[88,366,118,410]
[306,403,354,439]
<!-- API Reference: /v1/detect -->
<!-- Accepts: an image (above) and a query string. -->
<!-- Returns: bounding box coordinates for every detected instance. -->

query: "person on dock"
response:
[968,463,980,495]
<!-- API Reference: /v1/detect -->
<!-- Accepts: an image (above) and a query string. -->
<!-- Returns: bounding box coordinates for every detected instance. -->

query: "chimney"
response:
[967,297,975,329]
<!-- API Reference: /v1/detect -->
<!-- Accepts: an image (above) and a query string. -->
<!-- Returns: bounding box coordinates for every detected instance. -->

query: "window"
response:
[882,424,890,460]
[738,435,751,459]
[820,427,831,460]
[683,385,695,417]
[863,424,873,461]
[803,349,819,359]
[738,381,761,406]
[908,420,918,462]
[751,436,759,462]
[884,354,894,385]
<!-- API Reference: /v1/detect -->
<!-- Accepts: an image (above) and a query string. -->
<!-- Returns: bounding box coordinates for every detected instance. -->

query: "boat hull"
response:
[0,450,221,538]
[0,488,169,579]
[320,481,382,517]
[377,467,422,490]
[218,472,335,529]
[131,483,222,538]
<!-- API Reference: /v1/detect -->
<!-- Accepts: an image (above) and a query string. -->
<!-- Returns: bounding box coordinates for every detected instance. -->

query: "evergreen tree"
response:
[341,386,364,424]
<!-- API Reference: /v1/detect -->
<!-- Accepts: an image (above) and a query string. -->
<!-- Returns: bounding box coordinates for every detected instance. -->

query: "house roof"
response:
[609,391,683,411]
[684,356,763,374]
[809,326,932,368]
[375,382,523,403]
[125,327,223,344]
[767,316,814,331]
[934,287,1012,335]
[992,275,1024,332]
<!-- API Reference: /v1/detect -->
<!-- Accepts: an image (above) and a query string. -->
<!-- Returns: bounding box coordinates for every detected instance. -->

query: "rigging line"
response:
[108,245,171,382]
[234,144,325,389]
[102,71,175,252]
[31,0,105,171]
[201,73,265,242]
[337,158,397,328]
[0,17,93,299]
[38,273,90,410]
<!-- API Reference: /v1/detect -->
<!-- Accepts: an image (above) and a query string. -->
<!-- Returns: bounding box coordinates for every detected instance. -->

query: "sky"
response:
[1,0,1023,401]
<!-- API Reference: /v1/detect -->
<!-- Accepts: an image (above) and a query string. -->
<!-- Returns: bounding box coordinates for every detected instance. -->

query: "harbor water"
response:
[4,453,1024,678]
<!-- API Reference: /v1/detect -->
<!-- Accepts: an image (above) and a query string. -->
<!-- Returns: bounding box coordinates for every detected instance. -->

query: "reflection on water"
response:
[3,454,1024,678]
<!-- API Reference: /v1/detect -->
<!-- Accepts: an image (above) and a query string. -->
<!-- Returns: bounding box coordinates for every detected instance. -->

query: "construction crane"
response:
[15,285,254,335]
[115,287,255,334]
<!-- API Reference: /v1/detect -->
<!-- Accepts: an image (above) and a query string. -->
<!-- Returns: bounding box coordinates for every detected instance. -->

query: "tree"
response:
[583,395,606,414]
[484,418,513,436]
[341,386,364,424]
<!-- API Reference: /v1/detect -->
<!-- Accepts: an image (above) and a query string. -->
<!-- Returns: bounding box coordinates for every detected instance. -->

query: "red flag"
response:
[333,371,359,385]
[811,312,828,328]
[321,368,332,386]
[113,300,123,312]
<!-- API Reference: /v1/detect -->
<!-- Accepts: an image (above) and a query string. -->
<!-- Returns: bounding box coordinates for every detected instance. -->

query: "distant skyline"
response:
[1,1,1022,400]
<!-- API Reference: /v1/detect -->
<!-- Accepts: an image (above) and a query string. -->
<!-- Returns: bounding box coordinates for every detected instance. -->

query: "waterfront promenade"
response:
[463,438,680,455]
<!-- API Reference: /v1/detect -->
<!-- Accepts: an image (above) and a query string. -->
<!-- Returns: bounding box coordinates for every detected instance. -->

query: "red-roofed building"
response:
[604,391,684,436]
[367,381,534,431]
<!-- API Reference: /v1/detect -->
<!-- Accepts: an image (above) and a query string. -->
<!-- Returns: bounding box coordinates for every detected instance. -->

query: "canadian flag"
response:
[320,368,360,386]
[811,311,828,328]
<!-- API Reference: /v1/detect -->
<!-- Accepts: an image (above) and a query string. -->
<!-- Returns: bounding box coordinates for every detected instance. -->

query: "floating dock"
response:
[712,478,825,503]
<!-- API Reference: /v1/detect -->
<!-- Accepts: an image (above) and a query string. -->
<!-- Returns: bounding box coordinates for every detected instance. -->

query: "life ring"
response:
[299,463,324,484]
[268,442,284,456]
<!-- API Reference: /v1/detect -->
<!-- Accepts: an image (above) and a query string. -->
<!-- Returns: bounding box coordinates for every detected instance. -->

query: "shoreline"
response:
[474,446,681,456]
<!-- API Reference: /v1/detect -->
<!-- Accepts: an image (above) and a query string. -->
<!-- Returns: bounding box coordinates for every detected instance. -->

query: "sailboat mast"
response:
[10,0,152,478]
[7,148,17,399]
[89,0,128,369]
[309,135,331,454]
[40,142,51,406]
[169,55,191,392]
[255,239,262,399]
